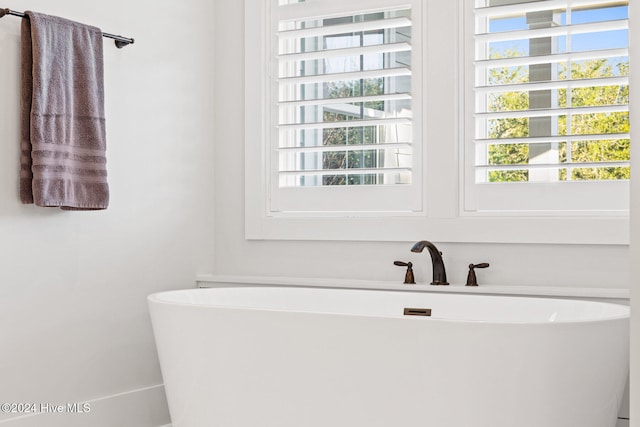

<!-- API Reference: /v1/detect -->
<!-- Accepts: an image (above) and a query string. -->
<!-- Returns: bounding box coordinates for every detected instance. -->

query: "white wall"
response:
[0,0,215,425]
[214,0,628,290]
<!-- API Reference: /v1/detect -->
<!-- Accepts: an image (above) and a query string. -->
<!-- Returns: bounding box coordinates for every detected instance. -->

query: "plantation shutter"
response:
[466,0,629,212]
[271,0,423,213]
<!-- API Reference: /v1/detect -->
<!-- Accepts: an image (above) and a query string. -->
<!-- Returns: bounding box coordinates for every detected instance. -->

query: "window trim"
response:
[245,0,629,244]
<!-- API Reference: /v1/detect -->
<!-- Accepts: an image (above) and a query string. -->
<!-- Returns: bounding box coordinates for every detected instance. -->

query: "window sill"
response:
[196,274,629,301]
[246,214,629,245]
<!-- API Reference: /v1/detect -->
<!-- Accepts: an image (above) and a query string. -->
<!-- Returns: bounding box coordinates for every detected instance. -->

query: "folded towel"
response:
[20,11,109,210]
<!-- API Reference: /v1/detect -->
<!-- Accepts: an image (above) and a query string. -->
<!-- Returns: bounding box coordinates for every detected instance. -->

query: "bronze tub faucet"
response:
[411,240,449,286]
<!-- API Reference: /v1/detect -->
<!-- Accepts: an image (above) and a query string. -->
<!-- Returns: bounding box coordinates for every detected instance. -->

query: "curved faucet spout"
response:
[411,240,449,286]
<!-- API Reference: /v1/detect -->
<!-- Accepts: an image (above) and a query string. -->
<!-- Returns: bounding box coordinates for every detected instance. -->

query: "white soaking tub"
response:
[148,286,629,427]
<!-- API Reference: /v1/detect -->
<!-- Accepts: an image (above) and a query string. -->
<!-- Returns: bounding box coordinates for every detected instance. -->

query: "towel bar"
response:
[0,8,134,48]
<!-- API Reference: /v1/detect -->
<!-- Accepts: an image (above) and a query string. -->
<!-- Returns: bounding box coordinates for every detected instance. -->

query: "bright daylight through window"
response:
[467,0,629,213]
[278,3,412,188]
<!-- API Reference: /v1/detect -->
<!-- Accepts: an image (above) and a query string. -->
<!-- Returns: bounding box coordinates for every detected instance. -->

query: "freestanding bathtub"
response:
[148,286,629,427]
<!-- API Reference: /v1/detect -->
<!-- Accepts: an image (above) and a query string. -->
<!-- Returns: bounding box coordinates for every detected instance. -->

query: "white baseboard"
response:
[0,384,170,427]
[616,419,629,427]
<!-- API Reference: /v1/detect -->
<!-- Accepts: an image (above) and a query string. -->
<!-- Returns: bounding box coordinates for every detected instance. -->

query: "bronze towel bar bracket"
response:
[0,8,134,48]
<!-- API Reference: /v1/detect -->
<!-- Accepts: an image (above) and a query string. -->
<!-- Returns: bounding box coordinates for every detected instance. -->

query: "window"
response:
[245,0,629,243]
[465,0,629,213]
[258,0,424,214]
[278,9,413,189]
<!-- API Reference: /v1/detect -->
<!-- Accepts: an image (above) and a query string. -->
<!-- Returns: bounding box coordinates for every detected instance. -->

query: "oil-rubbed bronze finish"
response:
[465,263,490,286]
[410,240,449,286]
[0,8,135,48]
[404,308,432,317]
[393,261,415,284]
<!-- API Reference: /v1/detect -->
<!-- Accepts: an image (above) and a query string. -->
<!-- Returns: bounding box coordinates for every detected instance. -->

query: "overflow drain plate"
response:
[404,308,432,317]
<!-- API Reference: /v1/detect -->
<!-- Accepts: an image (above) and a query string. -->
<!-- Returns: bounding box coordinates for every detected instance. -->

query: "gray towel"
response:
[20,11,109,210]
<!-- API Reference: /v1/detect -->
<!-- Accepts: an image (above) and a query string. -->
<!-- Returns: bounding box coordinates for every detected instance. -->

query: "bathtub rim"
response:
[148,286,630,326]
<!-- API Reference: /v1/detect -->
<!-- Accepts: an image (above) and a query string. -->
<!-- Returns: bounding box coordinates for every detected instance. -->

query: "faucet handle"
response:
[466,263,490,287]
[394,261,416,284]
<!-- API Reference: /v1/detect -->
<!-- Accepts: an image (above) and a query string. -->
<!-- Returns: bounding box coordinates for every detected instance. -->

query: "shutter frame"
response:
[262,0,425,214]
